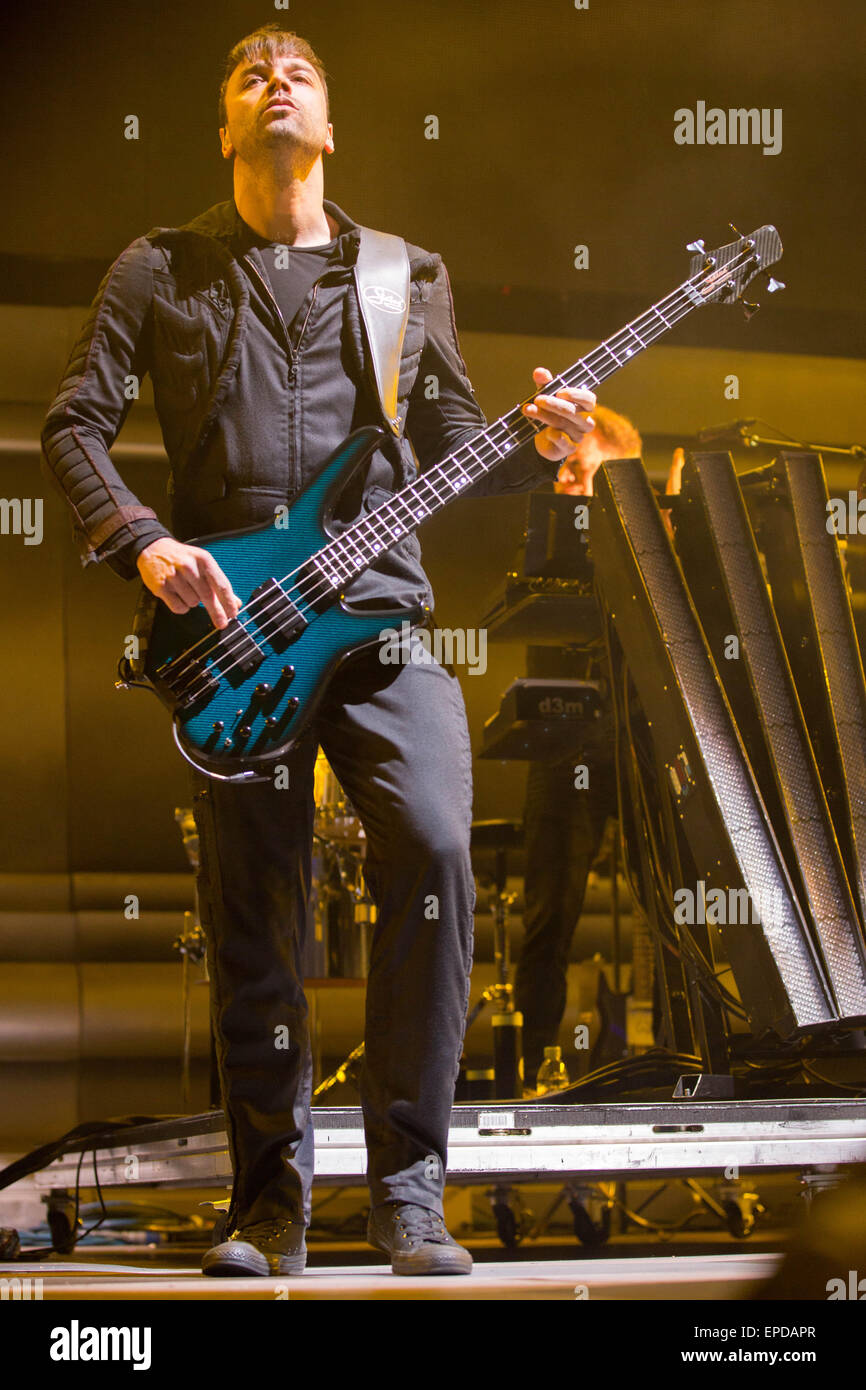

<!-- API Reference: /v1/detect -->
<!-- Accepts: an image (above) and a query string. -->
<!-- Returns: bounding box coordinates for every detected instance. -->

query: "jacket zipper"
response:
[241,253,326,492]
[286,284,321,492]
[240,252,322,376]
[290,281,320,378]
[240,252,292,356]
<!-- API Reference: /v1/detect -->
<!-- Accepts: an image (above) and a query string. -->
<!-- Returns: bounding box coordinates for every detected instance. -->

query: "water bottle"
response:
[535,1045,570,1095]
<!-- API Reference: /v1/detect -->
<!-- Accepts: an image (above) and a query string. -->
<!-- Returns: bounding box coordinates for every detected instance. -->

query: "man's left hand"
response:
[523,367,596,461]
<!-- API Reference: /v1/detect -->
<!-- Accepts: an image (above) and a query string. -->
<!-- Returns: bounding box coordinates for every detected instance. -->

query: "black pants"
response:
[191,635,476,1232]
[514,757,617,1082]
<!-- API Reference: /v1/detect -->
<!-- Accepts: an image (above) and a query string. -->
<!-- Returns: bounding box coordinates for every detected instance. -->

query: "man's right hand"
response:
[136,538,242,630]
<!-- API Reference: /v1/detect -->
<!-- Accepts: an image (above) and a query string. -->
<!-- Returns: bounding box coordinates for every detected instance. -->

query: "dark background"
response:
[1,0,864,873]
[3,0,863,324]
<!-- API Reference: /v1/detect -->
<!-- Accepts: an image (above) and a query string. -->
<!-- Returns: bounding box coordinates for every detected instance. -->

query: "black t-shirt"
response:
[244,231,338,332]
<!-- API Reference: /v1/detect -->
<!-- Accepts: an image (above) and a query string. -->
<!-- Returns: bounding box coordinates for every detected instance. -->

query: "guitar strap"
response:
[353,227,411,438]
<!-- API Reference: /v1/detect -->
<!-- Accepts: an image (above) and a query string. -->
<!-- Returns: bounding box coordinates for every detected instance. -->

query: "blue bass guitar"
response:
[122,225,783,781]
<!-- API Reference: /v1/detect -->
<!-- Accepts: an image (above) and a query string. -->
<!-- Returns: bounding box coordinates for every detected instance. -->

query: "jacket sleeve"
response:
[40,236,175,581]
[404,255,558,499]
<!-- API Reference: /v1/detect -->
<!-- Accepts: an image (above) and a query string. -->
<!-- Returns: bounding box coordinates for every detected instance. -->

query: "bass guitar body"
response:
[143,425,424,781]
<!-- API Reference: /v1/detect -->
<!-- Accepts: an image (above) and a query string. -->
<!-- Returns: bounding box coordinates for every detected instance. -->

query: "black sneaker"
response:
[201,1217,307,1277]
[367,1202,473,1276]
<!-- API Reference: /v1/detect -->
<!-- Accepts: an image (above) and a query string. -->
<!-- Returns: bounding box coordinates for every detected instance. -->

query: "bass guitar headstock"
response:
[686,223,784,318]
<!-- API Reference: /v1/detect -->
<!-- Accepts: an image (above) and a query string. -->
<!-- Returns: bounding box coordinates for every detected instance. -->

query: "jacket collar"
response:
[146,195,440,287]
[165,196,362,265]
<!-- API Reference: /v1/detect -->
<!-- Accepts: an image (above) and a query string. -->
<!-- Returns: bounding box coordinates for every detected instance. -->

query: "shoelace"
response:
[393,1205,450,1244]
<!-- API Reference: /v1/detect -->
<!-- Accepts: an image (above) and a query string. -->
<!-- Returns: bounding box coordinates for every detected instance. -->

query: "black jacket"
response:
[41,196,554,608]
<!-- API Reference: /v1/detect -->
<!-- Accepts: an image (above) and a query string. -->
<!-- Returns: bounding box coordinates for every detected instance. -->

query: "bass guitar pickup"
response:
[248,578,308,650]
[158,621,266,709]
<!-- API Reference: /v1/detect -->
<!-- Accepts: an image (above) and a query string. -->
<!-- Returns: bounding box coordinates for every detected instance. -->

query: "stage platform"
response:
[27,1097,866,1191]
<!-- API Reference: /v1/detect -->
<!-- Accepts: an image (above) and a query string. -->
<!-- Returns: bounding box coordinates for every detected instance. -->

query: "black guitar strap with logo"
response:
[354,227,411,438]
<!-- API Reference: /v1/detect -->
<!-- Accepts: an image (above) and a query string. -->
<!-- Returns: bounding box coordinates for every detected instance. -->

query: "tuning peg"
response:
[686,238,705,253]
[765,276,785,293]
[728,222,744,239]
[742,300,761,320]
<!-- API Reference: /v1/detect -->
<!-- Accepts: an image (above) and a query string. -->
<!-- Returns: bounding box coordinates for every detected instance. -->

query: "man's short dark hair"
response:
[218,25,330,127]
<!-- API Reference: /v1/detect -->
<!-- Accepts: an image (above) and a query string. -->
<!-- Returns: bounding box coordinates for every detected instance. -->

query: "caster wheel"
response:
[46,1201,78,1255]
[492,1201,519,1249]
[723,1200,754,1239]
[569,1198,611,1247]
[0,1228,21,1260]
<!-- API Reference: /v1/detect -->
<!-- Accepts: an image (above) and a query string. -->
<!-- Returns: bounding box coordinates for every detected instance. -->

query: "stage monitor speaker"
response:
[673,451,866,1021]
[522,490,594,580]
[840,461,866,657]
[591,457,835,1039]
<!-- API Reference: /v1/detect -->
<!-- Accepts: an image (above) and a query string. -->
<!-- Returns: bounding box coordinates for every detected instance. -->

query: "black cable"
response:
[625,704,749,1021]
[801,1063,866,1095]
[527,1047,704,1102]
[74,1145,110,1244]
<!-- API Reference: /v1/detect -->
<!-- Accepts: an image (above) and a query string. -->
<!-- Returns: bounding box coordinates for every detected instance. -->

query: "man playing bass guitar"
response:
[41,25,596,1277]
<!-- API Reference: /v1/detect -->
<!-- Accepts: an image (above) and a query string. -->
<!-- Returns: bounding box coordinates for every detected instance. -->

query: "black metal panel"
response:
[675,451,866,1020]
[746,454,866,934]
[591,458,834,1038]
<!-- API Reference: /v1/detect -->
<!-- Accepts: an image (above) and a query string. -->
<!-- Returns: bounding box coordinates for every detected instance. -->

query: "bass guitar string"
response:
[167,255,747,701]
[271,249,753,614]
[164,251,754,701]
[166,262,732,703]
[264,251,753,615]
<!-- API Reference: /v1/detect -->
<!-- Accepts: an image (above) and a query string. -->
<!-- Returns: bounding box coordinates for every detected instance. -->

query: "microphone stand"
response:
[706,421,866,459]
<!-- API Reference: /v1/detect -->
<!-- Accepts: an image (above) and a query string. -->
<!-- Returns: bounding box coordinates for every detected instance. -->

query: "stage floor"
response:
[7,1247,780,1300]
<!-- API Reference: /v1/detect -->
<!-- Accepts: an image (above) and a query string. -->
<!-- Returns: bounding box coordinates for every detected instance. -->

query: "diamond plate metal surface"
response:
[593,461,833,1032]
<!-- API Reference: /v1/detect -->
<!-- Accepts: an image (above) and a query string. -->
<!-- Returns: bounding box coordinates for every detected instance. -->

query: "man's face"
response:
[219,52,334,165]
[555,434,616,497]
